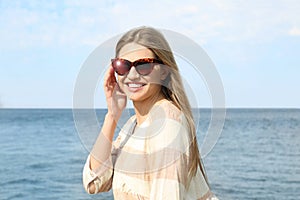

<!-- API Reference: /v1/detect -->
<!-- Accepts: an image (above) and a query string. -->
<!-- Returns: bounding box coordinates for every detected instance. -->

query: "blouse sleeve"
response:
[82,154,113,194]
[82,133,123,194]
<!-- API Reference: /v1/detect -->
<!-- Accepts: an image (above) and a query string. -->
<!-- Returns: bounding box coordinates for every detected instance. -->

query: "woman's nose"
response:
[126,66,140,79]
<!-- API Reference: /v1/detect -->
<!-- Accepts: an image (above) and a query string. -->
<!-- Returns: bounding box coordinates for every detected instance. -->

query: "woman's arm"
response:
[87,113,117,194]
[90,113,117,169]
[83,66,127,194]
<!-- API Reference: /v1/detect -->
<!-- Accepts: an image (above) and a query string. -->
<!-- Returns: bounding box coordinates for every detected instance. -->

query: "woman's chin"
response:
[124,87,148,101]
[127,93,144,101]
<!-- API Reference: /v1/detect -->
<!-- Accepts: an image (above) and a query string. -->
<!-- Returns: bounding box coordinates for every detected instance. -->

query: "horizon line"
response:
[1,107,299,109]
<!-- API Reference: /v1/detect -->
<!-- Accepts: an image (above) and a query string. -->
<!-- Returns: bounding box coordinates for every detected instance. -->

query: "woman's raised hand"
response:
[103,66,127,121]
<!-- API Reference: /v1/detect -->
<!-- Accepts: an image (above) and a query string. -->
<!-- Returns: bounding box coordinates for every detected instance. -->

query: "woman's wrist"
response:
[106,110,121,123]
[101,112,118,140]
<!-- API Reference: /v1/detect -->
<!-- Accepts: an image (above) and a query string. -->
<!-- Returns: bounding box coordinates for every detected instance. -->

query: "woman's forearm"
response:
[90,113,117,170]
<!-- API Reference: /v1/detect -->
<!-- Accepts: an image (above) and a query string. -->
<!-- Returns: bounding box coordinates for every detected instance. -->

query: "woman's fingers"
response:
[102,66,127,119]
[104,66,117,92]
[104,66,115,85]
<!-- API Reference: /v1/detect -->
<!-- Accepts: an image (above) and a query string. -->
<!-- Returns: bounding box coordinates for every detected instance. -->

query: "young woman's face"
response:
[116,43,167,102]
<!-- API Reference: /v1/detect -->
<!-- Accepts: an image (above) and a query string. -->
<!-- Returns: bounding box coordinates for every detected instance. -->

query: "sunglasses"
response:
[111,58,163,76]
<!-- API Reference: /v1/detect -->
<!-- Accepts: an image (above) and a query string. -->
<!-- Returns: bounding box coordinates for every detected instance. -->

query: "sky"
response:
[0,0,299,108]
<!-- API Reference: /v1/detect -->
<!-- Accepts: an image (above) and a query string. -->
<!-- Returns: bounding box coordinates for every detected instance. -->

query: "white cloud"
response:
[1,0,299,49]
[1,0,299,108]
[175,4,199,15]
[288,27,300,36]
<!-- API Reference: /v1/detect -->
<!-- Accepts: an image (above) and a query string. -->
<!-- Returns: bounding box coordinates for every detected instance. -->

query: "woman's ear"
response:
[160,65,169,81]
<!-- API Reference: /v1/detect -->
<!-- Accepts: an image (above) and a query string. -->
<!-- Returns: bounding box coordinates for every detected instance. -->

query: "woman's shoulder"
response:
[150,99,184,123]
[144,99,190,153]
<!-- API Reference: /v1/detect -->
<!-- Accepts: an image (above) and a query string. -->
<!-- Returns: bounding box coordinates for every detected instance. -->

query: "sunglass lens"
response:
[113,60,130,75]
[136,63,154,75]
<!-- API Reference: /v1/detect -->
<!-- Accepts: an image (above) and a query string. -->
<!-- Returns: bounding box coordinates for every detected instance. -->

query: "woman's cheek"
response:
[117,77,126,93]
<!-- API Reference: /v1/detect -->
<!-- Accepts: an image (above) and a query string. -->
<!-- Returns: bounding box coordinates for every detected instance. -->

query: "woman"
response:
[83,26,218,199]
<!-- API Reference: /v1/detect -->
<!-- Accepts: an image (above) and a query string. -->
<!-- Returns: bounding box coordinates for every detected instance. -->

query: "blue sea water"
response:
[0,109,299,199]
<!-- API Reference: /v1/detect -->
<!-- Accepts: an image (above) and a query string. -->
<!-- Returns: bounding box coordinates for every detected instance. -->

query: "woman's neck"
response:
[133,93,166,125]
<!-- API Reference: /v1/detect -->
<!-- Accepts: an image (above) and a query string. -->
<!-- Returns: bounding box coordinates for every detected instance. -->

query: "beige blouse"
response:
[83,101,218,199]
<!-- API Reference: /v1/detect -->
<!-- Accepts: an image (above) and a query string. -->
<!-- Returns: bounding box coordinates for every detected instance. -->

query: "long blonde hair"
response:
[115,26,208,184]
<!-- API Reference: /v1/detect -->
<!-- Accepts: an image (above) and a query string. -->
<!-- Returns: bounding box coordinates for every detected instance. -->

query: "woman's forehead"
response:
[118,43,155,59]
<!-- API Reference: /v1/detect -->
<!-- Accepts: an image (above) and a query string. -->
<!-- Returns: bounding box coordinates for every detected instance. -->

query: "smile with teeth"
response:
[127,83,146,88]
[126,82,146,92]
